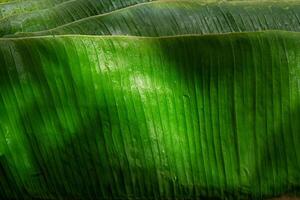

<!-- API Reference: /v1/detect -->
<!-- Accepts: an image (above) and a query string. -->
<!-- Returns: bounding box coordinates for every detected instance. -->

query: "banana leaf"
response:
[0,31,299,199]
[0,0,20,3]
[0,0,70,19]
[11,0,300,38]
[0,0,154,37]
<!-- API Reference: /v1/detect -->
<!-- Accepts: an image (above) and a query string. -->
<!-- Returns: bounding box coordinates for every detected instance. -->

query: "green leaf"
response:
[0,31,299,199]
[0,0,153,37]
[0,0,19,3]
[11,0,300,37]
[0,0,70,19]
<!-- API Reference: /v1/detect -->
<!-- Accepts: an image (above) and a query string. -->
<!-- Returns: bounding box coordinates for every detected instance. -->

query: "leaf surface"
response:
[0,0,70,19]
[0,31,299,199]
[13,0,300,38]
[0,0,154,37]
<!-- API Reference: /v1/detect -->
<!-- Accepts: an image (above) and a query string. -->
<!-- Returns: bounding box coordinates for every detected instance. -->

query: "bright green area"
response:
[11,0,300,38]
[0,31,299,199]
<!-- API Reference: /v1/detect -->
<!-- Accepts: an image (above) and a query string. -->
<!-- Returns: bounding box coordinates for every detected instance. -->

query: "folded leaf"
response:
[0,31,299,199]
[0,0,154,37]
[12,0,300,37]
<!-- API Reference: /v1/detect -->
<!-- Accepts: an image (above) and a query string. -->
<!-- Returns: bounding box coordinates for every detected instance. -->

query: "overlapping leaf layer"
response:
[0,0,299,199]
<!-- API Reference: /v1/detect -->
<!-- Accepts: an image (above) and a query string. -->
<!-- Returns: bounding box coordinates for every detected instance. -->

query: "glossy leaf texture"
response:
[10,0,300,38]
[0,31,299,199]
[0,0,154,37]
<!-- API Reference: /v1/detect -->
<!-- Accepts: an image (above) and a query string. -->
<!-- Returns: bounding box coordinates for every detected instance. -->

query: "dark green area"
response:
[0,0,153,37]
[13,1,300,37]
